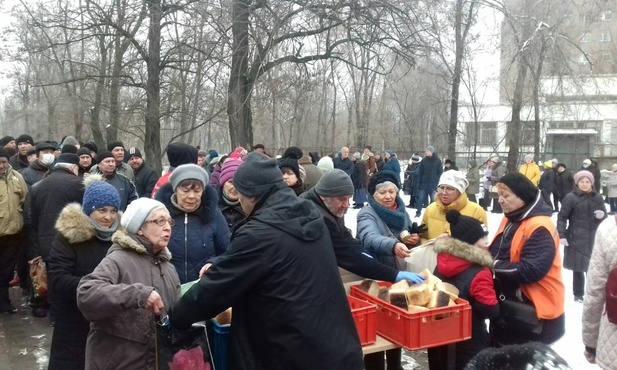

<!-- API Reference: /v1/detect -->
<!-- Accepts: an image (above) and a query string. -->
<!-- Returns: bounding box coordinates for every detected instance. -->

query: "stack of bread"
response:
[213,308,232,325]
[359,269,460,313]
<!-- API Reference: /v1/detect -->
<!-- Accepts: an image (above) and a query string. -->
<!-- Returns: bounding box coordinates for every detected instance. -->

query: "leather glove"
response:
[410,223,427,235]
[396,271,426,285]
[594,210,606,219]
[559,238,569,246]
[584,346,596,364]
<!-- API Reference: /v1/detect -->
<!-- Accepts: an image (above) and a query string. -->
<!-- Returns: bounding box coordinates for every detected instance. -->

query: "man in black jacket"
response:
[172,153,364,370]
[94,151,137,210]
[9,134,35,172]
[21,141,56,187]
[126,147,159,198]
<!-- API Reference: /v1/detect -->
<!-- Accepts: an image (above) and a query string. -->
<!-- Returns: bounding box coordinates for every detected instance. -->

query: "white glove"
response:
[594,210,606,219]
[560,238,569,246]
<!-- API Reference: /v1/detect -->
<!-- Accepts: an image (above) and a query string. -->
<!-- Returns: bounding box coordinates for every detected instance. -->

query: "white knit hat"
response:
[438,170,469,194]
[121,198,167,234]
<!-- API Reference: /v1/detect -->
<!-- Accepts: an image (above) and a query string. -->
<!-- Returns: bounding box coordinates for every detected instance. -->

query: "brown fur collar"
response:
[433,237,493,268]
[111,229,172,261]
[55,203,97,243]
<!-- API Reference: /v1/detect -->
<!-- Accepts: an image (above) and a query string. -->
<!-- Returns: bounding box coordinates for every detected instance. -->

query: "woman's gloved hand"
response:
[594,210,606,219]
[396,271,426,285]
[559,238,569,246]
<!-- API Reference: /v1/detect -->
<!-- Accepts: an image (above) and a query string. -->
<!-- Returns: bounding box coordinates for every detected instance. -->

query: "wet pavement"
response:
[0,287,52,370]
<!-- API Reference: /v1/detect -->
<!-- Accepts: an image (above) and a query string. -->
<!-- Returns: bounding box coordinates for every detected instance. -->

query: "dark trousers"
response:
[0,234,21,304]
[552,191,560,212]
[364,348,402,370]
[416,189,435,213]
[573,271,585,297]
[468,193,477,203]
[491,198,502,213]
[541,189,553,210]
[609,198,617,214]
[16,233,29,290]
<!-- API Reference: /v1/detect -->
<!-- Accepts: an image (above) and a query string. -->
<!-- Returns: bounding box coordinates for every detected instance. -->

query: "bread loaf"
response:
[435,282,460,301]
[426,290,450,309]
[419,269,442,292]
[405,283,431,306]
[389,287,408,309]
[378,286,390,302]
[390,280,410,291]
[214,308,232,325]
[407,304,430,313]
[360,279,381,297]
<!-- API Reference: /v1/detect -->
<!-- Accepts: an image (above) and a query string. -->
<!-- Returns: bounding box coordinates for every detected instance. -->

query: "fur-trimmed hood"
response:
[155,181,219,223]
[110,228,171,261]
[434,237,493,277]
[55,203,97,243]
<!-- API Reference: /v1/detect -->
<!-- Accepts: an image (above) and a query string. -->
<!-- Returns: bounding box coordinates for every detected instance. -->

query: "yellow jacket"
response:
[420,194,488,242]
[0,166,28,237]
[519,162,541,186]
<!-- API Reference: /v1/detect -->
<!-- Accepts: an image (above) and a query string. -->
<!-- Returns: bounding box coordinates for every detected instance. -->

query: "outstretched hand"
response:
[396,271,426,285]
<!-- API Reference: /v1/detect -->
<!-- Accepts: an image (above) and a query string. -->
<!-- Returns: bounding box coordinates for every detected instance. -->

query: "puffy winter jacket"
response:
[417,154,443,191]
[420,194,487,242]
[0,166,27,237]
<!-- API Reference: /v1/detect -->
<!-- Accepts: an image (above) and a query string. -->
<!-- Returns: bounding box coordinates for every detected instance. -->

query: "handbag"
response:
[28,256,47,300]
[493,294,543,336]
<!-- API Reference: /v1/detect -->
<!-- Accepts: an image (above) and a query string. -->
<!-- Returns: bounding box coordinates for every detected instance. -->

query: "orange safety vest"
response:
[494,215,565,319]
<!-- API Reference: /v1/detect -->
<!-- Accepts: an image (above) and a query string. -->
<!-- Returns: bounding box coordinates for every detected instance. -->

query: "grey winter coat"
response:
[488,161,506,198]
[557,188,606,272]
[298,155,323,190]
[583,217,617,370]
[608,172,617,198]
[466,163,480,196]
[76,229,181,370]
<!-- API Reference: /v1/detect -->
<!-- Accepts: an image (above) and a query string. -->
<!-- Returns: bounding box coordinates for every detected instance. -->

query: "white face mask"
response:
[41,153,55,166]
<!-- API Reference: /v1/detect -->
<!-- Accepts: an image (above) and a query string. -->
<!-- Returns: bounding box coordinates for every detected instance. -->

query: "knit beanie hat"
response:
[107,141,124,151]
[438,170,469,194]
[0,147,9,159]
[128,147,142,159]
[446,210,488,246]
[121,198,167,234]
[317,156,334,172]
[83,142,98,153]
[426,145,435,154]
[36,141,56,154]
[283,146,303,160]
[278,158,301,178]
[229,146,248,160]
[170,164,209,190]
[368,170,400,195]
[543,160,553,168]
[82,177,121,215]
[61,144,78,154]
[62,136,79,148]
[166,142,198,168]
[465,342,571,370]
[498,172,537,205]
[0,136,14,146]
[386,150,394,156]
[96,151,115,163]
[314,169,354,197]
[16,134,34,146]
[574,170,594,186]
[56,153,80,165]
[219,159,242,186]
[233,152,283,197]
[77,147,92,157]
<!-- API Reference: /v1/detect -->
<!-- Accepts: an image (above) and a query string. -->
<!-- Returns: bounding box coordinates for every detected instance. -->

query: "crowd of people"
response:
[0,133,616,370]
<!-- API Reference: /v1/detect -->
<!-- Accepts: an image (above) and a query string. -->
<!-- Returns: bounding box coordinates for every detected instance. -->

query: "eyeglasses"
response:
[436,186,458,195]
[146,218,175,227]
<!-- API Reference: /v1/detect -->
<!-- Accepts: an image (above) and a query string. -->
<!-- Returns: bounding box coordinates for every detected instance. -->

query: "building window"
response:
[581,33,592,43]
[603,52,612,62]
[466,122,497,146]
[601,32,612,42]
[521,122,535,145]
[579,53,589,64]
[603,11,612,21]
[580,14,591,23]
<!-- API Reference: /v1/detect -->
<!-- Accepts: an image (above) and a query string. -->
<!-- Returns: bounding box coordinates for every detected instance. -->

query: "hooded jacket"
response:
[420,194,488,242]
[0,166,27,237]
[582,217,617,370]
[47,203,115,370]
[76,229,180,370]
[155,182,230,283]
[21,160,49,187]
[417,153,443,191]
[431,237,499,369]
[171,183,364,370]
[557,188,606,272]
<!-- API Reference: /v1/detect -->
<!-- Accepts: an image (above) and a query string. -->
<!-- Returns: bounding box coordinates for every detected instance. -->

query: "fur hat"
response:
[283,146,303,160]
[574,170,594,186]
[368,170,400,195]
[438,170,469,194]
[82,175,121,215]
[170,164,209,190]
[233,152,283,197]
[446,209,487,246]
[219,159,242,186]
[314,169,354,197]
[121,198,167,234]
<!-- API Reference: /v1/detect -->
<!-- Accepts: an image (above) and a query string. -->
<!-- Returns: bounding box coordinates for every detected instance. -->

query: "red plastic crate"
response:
[348,295,377,346]
[350,281,471,350]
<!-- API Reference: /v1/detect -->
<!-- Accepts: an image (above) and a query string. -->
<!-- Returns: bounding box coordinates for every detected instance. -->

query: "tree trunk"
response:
[507,59,529,173]
[90,35,108,149]
[145,0,162,174]
[227,0,253,149]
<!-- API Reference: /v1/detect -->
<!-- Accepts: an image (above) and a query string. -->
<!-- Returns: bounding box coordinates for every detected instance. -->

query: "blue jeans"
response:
[416,188,435,214]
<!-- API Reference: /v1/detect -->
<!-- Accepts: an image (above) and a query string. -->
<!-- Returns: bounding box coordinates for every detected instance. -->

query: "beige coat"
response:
[0,166,27,237]
[583,217,617,370]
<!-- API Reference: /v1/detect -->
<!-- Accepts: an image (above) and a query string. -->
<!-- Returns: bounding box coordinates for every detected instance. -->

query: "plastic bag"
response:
[157,316,212,370]
[28,256,47,300]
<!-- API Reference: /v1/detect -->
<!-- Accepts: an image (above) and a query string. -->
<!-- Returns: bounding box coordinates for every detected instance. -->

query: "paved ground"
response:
[0,285,428,370]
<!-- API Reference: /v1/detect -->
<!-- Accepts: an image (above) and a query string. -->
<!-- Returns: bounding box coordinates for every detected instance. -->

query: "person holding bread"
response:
[427,209,499,370]
[357,170,425,370]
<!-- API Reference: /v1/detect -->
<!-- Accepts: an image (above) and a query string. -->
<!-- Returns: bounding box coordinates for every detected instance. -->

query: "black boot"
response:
[0,288,17,314]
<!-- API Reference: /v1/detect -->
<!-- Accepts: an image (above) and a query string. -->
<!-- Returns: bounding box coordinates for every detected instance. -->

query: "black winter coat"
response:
[172,183,364,370]
[417,154,443,191]
[9,153,29,172]
[100,172,137,211]
[27,167,85,260]
[555,170,574,199]
[133,162,159,198]
[351,160,367,190]
[539,169,556,192]
[557,188,606,272]
[21,161,49,187]
[403,162,420,195]
[47,204,114,370]
[218,188,246,231]
[334,156,355,177]
[301,188,398,282]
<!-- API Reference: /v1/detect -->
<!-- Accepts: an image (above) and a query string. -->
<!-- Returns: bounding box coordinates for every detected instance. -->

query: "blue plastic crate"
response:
[209,319,230,370]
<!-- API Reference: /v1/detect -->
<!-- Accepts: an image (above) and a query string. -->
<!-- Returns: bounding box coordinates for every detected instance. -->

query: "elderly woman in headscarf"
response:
[356,170,424,370]
[48,177,121,370]
[155,164,230,283]
[557,170,606,303]
[76,198,181,369]
[489,172,565,346]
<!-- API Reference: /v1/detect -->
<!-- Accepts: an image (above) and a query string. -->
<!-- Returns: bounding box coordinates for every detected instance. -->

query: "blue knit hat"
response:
[82,178,121,215]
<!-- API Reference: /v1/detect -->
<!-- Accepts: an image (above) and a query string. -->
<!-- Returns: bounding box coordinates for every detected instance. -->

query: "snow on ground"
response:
[344,192,600,369]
